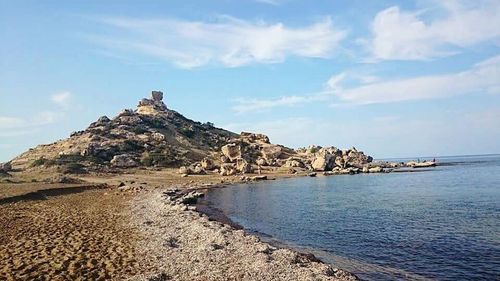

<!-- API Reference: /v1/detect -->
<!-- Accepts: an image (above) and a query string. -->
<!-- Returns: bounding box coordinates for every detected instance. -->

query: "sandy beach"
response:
[0,169,358,281]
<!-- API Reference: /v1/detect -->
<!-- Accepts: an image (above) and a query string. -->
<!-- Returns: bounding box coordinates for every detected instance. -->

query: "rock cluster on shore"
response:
[9,91,432,175]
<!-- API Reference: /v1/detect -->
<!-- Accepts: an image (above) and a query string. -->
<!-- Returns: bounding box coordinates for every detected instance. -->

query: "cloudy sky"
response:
[1,0,499,161]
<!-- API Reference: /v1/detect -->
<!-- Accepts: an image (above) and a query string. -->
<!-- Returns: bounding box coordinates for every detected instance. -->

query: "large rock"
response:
[240,132,270,144]
[151,91,163,102]
[137,91,167,115]
[236,158,253,174]
[221,144,241,162]
[368,166,383,173]
[220,163,237,176]
[178,166,192,175]
[0,162,12,172]
[110,154,138,168]
[151,132,165,142]
[312,151,335,171]
[200,158,215,170]
[261,145,282,161]
[283,158,305,168]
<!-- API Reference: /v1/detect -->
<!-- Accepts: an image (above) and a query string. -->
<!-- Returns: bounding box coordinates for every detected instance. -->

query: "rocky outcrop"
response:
[406,161,436,168]
[9,90,381,176]
[235,158,252,174]
[311,150,335,171]
[221,144,242,162]
[137,91,168,115]
[110,154,138,168]
[0,162,12,172]
[220,164,237,176]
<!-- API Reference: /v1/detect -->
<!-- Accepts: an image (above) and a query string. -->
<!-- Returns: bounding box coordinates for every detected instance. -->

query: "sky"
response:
[1,0,499,161]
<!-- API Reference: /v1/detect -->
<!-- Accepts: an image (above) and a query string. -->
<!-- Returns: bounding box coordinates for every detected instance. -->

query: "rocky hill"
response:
[4,91,380,176]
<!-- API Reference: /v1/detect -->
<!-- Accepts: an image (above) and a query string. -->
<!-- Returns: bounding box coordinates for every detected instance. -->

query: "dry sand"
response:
[0,169,358,280]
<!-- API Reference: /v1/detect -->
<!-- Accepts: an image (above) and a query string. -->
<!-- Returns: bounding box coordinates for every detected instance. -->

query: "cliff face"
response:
[9,91,374,175]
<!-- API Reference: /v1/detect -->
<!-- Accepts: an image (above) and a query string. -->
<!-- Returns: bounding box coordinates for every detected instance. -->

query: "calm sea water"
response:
[204,155,500,280]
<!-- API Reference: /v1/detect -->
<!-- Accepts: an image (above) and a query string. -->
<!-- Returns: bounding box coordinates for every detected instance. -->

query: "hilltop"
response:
[3,91,379,177]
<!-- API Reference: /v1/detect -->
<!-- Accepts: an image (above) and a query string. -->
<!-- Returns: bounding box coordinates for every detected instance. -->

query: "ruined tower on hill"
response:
[136,91,168,115]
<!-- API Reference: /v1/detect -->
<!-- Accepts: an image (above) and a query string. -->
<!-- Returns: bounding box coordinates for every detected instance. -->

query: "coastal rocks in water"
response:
[221,144,242,162]
[308,172,317,177]
[406,161,436,168]
[368,166,383,173]
[110,154,138,168]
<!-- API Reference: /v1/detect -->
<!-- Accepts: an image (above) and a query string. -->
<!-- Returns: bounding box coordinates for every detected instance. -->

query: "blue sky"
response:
[1,0,499,161]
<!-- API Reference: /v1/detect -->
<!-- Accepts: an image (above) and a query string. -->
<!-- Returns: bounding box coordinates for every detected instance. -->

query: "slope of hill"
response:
[6,91,378,176]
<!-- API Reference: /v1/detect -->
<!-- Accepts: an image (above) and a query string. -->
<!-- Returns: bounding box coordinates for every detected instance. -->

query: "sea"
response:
[203,155,500,280]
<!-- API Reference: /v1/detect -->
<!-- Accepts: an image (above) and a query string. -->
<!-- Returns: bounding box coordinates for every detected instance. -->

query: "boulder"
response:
[0,162,12,172]
[283,158,305,168]
[110,154,138,168]
[151,132,165,142]
[236,159,253,174]
[368,166,383,173]
[240,132,270,144]
[89,116,111,127]
[312,151,334,171]
[178,166,192,175]
[200,158,215,170]
[261,145,282,161]
[192,165,206,175]
[256,158,267,166]
[118,109,135,117]
[151,91,163,102]
[220,164,237,176]
[221,144,241,162]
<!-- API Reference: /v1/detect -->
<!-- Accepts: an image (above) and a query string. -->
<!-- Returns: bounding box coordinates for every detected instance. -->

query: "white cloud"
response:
[370,1,500,60]
[87,16,346,68]
[326,72,346,90]
[232,92,330,113]
[51,91,72,108]
[231,54,500,111]
[0,111,63,130]
[331,55,500,104]
[254,0,282,5]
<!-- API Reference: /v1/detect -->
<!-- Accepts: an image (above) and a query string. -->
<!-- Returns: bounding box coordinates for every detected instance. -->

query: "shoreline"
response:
[0,168,361,280]
[128,182,360,281]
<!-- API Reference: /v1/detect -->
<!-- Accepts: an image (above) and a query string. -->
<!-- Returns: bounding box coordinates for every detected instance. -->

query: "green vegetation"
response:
[120,140,143,152]
[30,157,56,167]
[141,151,179,167]
[180,127,195,138]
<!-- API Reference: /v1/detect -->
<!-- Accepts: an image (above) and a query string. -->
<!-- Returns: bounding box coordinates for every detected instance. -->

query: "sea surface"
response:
[204,155,500,280]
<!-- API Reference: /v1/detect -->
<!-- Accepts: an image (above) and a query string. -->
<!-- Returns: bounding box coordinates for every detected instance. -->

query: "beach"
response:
[0,169,358,281]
